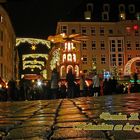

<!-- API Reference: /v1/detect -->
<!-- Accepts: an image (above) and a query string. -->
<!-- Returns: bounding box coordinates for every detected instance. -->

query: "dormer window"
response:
[61,25,67,34]
[128,4,135,13]
[119,4,125,12]
[103,4,110,12]
[102,12,109,21]
[84,11,91,20]
[86,3,93,12]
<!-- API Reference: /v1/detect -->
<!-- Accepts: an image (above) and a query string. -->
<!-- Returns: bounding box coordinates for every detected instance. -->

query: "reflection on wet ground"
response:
[0,93,140,139]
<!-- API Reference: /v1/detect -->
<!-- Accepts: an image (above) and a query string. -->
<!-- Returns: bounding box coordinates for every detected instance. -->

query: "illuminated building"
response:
[56,0,140,79]
[0,5,16,83]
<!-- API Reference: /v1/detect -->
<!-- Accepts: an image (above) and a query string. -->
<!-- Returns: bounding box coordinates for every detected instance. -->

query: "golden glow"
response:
[16,38,51,48]
[50,48,60,70]
[48,33,89,43]
[31,45,36,50]
[120,13,126,20]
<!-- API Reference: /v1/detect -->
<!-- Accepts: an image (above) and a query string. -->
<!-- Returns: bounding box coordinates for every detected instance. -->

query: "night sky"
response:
[3,0,83,39]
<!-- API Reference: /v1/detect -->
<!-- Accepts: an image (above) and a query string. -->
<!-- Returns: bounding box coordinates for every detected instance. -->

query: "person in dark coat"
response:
[50,68,60,99]
[66,68,76,98]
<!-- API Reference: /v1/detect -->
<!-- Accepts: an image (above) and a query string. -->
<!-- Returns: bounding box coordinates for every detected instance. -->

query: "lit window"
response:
[84,11,91,20]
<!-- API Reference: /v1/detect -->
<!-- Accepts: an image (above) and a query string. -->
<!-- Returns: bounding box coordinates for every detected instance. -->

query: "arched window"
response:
[128,4,135,14]
[87,3,93,12]
[103,4,110,12]
[67,65,73,73]
[60,66,65,77]
[119,4,125,12]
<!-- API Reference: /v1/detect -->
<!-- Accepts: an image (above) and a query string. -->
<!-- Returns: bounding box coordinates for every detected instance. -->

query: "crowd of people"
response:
[0,68,139,101]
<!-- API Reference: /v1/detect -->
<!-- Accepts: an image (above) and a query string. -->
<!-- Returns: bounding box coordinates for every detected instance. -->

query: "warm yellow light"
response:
[16,38,51,48]
[22,54,48,60]
[31,45,36,50]
[23,60,45,67]
[23,65,42,70]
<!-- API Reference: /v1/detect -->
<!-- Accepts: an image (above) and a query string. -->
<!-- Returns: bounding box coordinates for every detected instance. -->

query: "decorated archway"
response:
[124,57,140,75]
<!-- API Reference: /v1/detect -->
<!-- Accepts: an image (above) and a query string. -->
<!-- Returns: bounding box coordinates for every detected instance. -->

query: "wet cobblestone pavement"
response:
[0,93,140,139]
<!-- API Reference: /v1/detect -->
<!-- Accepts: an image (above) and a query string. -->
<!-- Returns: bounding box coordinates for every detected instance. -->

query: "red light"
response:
[133,25,139,30]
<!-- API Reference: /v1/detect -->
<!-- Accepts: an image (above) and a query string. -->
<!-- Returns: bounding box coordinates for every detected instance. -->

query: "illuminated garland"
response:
[22,54,48,60]
[16,38,51,48]
[23,60,45,67]
[23,65,42,70]
[50,48,60,70]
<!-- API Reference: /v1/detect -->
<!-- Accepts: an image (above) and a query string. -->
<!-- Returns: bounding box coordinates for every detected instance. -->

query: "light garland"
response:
[23,60,45,67]
[23,65,42,70]
[22,54,48,60]
[50,48,61,70]
[16,38,51,48]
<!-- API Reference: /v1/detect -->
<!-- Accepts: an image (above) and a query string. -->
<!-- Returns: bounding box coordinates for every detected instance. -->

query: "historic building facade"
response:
[56,0,140,79]
[0,5,16,83]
